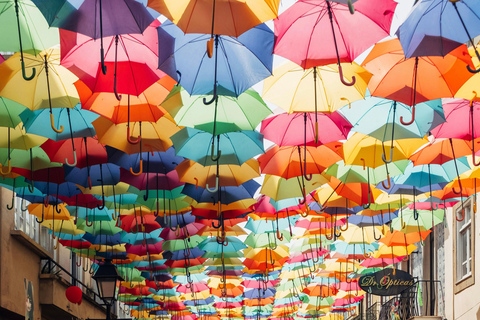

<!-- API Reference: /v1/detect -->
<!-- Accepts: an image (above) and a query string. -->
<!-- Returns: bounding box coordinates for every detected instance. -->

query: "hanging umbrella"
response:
[171,127,264,167]
[361,39,474,125]
[260,111,352,147]
[0,96,29,128]
[260,174,330,202]
[60,20,168,98]
[158,21,273,98]
[0,49,79,136]
[175,158,260,188]
[162,86,272,135]
[148,0,279,38]
[93,116,179,155]
[262,61,371,114]
[33,0,156,75]
[396,0,480,63]
[274,0,396,83]
[0,0,59,80]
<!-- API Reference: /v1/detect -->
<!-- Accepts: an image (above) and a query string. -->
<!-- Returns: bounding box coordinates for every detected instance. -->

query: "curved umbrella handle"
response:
[300,203,310,218]
[0,159,12,175]
[65,149,77,167]
[203,86,217,105]
[210,143,221,162]
[341,97,351,108]
[467,65,480,74]
[35,208,44,223]
[21,60,36,81]
[206,175,219,193]
[6,192,14,211]
[126,126,141,144]
[382,148,393,164]
[28,181,35,193]
[21,199,28,212]
[130,159,143,176]
[338,63,356,87]
[400,105,415,125]
[381,175,391,189]
[114,77,122,101]
[340,218,349,231]
[452,182,463,195]
[456,208,465,222]
[50,113,64,133]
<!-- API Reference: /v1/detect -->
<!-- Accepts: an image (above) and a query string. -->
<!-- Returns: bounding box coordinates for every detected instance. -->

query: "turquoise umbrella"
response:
[198,236,247,252]
[393,157,470,188]
[171,127,264,166]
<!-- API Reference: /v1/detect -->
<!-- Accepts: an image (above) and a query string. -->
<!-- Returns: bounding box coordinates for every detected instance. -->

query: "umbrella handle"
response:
[85,214,93,227]
[381,175,391,189]
[0,159,12,175]
[126,126,141,144]
[456,208,465,222]
[100,48,107,75]
[130,159,143,176]
[299,203,310,217]
[467,65,480,74]
[55,203,62,214]
[111,210,119,220]
[21,61,36,81]
[400,105,415,125]
[6,192,14,211]
[35,209,44,223]
[44,195,49,207]
[341,97,351,108]
[21,198,28,212]
[382,148,393,164]
[65,149,77,167]
[28,181,34,193]
[452,183,463,195]
[348,0,355,14]
[50,113,64,133]
[206,174,219,193]
[210,143,221,162]
[338,63,356,87]
[340,218,349,231]
[203,87,217,105]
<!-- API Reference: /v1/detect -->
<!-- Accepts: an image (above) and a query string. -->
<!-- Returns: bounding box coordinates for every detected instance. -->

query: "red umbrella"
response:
[60,20,168,98]
[176,282,209,294]
[41,136,107,168]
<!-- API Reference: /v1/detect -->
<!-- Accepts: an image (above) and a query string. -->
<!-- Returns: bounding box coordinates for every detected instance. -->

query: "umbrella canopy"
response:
[158,21,273,98]
[147,0,279,37]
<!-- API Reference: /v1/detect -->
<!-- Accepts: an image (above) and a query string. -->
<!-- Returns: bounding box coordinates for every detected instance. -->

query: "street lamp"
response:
[92,259,123,319]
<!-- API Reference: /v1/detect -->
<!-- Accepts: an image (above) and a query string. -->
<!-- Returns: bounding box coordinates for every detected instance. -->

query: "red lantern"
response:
[66,286,83,305]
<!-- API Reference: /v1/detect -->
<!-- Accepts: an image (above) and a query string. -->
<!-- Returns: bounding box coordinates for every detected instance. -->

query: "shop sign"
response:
[358,268,414,296]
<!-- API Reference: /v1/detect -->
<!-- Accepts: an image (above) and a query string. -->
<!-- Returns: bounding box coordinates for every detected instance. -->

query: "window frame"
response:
[453,196,475,293]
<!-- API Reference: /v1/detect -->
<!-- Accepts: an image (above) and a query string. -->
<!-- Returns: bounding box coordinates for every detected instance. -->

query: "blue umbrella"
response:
[107,146,184,174]
[158,20,273,98]
[396,0,480,66]
[182,179,260,206]
[163,247,206,260]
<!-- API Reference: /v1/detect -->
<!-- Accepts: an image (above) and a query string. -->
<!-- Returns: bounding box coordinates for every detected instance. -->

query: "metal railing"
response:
[40,256,103,305]
[378,280,443,320]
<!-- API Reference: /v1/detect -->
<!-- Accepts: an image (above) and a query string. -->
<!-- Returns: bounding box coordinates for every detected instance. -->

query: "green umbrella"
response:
[162,86,272,135]
[325,159,408,185]
[391,208,444,233]
[162,235,206,251]
[244,230,291,248]
[0,97,28,128]
[76,218,123,236]
[201,251,244,259]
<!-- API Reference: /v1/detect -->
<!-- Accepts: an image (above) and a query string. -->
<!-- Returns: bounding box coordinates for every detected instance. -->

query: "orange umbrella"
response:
[410,137,479,165]
[379,229,431,247]
[75,77,175,123]
[258,144,343,179]
[303,284,338,297]
[362,39,474,125]
[210,286,244,298]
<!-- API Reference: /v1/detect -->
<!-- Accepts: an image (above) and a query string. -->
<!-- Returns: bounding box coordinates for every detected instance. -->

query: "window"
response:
[14,196,54,254]
[454,196,475,293]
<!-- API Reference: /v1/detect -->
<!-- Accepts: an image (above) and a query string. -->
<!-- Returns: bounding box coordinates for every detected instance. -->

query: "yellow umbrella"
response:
[456,45,480,101]
[0,49,79,111]
[260,173,329,201]
[374,243,417,259]
[40,217,85,236]
[343,133,428,168]
[0,124,47,150]
[147,0,280,37]
[262,61,371,114]
[29,202,71,221]
[93,115,180,154]
[175,158,260,188]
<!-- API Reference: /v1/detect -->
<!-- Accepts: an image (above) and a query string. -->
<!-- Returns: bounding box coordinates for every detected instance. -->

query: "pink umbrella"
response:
[159,222,204,240]
[176,282,209,294]
[242,279,280,289]
[430,98,480,165]
[60,20,168,98]
[261,112,352,147]
[274,0,396,84]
